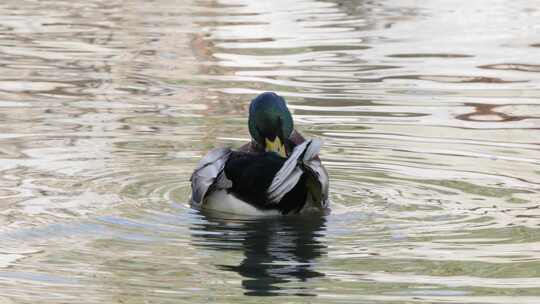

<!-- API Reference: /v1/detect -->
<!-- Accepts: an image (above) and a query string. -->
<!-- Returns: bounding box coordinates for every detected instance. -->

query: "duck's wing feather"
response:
[304,157,330,209]
[267,139,329,208]
[190,147,232,206]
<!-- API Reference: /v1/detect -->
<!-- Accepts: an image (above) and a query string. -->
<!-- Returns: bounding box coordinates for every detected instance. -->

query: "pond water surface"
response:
[1,0,540,303]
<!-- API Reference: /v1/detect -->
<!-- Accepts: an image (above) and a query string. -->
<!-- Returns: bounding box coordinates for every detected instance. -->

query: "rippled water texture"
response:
[1,0,539,303]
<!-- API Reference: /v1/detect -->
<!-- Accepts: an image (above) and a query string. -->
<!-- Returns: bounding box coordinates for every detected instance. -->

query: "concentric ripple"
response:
[0,0,539,303]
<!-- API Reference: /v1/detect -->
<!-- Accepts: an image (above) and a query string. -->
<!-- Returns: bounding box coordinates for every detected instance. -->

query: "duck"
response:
[190,92,329,215]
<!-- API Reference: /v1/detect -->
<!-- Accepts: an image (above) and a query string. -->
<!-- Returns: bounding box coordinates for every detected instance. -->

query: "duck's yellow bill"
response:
[265,137,287,158]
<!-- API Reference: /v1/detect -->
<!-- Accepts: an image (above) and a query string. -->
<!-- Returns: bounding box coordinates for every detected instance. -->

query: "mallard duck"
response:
[190,92,329,215]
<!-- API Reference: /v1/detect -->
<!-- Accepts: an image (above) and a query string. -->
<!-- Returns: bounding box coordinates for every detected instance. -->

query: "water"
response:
[0,0,539,302]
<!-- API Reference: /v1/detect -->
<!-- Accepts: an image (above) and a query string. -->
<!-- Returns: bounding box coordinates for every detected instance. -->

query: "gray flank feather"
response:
[267,168,303,203]
[301,139,328,208]
[190,147,231,205]
[267,139,323,204]
[303,138,322,162]
[305,159,330,208]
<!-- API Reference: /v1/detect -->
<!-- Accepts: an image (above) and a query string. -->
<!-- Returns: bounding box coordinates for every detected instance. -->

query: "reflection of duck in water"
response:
[190,92,329,215]
[191,212,327,296]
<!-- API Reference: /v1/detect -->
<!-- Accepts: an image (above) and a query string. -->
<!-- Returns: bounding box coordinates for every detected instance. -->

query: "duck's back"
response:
[224,152,308,214]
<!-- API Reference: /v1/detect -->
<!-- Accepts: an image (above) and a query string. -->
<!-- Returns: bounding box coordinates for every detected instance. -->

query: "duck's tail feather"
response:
[267,139,324,204]
[190,147,232,205]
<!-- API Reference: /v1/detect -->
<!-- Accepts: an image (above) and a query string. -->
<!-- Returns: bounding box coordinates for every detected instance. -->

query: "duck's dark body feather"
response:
[225,151,308,214]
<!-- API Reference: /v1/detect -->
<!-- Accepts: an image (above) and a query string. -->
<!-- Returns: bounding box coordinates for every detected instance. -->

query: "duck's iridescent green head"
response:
[248,92,293,157]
